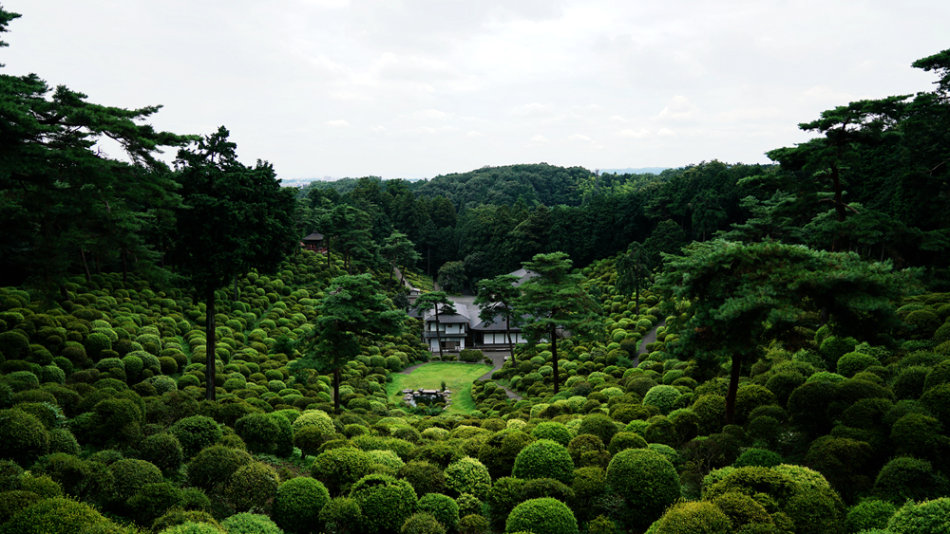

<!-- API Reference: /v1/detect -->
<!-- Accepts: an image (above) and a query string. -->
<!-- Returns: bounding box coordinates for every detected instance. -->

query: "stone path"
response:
[633,320,666,366]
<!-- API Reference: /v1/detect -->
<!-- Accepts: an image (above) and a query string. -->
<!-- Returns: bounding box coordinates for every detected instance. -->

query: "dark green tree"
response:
[437,261,467,294]
[169,126,298,401]
[658,240,902,424]
[292,274,403,412]
[616,242,650,314]
[413,291,455,360]
[381,231,420,285]
[475,274,522,360]
[516,252,601,394]
[0,6,189,290]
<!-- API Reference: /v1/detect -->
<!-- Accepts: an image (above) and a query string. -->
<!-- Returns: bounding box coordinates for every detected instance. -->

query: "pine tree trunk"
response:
[435,308,444,360]
[205,288,217,401]
[551,324,559,394]
[333,368,341,413]
[725,353,743,425]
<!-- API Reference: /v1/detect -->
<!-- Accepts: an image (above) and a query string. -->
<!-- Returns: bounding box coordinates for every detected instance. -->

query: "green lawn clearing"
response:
[387,362,493,414]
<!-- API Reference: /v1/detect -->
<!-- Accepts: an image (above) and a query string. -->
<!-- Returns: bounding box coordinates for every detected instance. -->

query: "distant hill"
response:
[597,167,670,175]
[411,163,593,208]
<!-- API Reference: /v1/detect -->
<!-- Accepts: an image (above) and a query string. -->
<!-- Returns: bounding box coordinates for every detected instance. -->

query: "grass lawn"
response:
[387,362,493,414]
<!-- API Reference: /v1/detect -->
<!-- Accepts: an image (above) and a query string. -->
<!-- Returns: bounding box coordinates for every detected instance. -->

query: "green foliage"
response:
[886,497,950,534]
[0,408,48,465]
[401,512,446,534]
[512,439,574,485]
[0,496,125,534]
[733,448,782,468]
[873,457,950,504]
[349,473,418,534]
[320,496,362,534]
[444,457,492,499]
[139,433,184,475]
[642,385,681,415]
[273,476,331,534]
[235,413,293,457]
[846,499,897,533]
[187,445,253,491]
[530,422,572,446]
[224,461,279,512]
[221,513,283,534]
[108,458,163,507]
[311,447,373,496]
[170,415,222,458]
[577,413,619,444]
[505,497,578,534]
[605,448,680,530]
[126,482,184,526]
[417,493,460,532]
[651,501,732,534]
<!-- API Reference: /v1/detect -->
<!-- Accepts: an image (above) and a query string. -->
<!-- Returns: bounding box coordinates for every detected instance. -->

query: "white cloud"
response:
[618,128,650,138]
[325,119,350,128]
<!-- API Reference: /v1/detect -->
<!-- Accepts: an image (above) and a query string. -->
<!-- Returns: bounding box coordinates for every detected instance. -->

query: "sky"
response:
[2,1,949,182]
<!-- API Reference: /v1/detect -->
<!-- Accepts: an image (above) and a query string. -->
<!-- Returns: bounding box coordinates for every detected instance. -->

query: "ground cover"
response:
[387,362,493,414]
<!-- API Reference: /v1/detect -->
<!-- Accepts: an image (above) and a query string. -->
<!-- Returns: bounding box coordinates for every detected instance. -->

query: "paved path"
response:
[636,320,666,365]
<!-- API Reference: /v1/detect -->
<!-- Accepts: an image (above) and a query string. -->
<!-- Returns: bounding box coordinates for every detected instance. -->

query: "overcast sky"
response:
[3,1,948,181]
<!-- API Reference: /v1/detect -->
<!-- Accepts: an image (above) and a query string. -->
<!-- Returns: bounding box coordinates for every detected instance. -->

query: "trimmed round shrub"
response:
[401,512,445,534]
[151,509,222,532]
[607,432,648,456]
[222,513,283,534]
[349,473,418,534]
[651,501,731,534]
[455,493,482,518]
[159,522,225,534]
[531,422,572,446]
[605,448,680,530]
[512,439,574,485]
[19,474,62,498]
[187,444,253,491]
[733,448,782,468]
[873,456,950,504]
[126,482,184,526]
[444,457,492,499]
[576,414,619,444]
[170,415,222,458]
[567,434,610,469]
[643,385,681,415]
[709,491,771,530]
[417,493,460,532]
[139,433,184,475]
[886,497,950,534]
[505,497,578,534]
[477,430,535,480]
[319,496,362,534]
[224,461,280,512]
[0,490,42,524]
[459,514,490,534]
[846,499,897,533]
[109,458,163,505]
[311,447,373,496]
[0,496,122,534]
[235,413,293,457]
[273,476,331,533]
[0,408,48,466]
[48,428,79,455]
[835,351,877,378]
[399,461,447,497]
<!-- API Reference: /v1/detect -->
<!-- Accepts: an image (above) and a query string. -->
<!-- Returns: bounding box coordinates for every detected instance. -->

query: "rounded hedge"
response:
[512,439,574,485]
[225,461,279,512]
[170,415,222,458]
[0,496,121,534]
[401,512,445,534]
[651,501,732,534]
[643,385,681,415]
[505,497,578,534]
[108,458,163,505]
[139,433,184,475]
[417,493,460,532]
[222,513,283,534]
[444,457,492,499]
[576,414,619,444]
[605,448,680,530]
[234,413,293,457]
[0,408,49,466]
[273,476,331,533]
[887,497,950,534]
[873,456,950,503]
[477,430,535,480]
[846,499,897,533]
[319,496,362,534]
[531,422,572,446]
[187,445,253,491]
[311,447,373,496]
[349,473,417,534]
